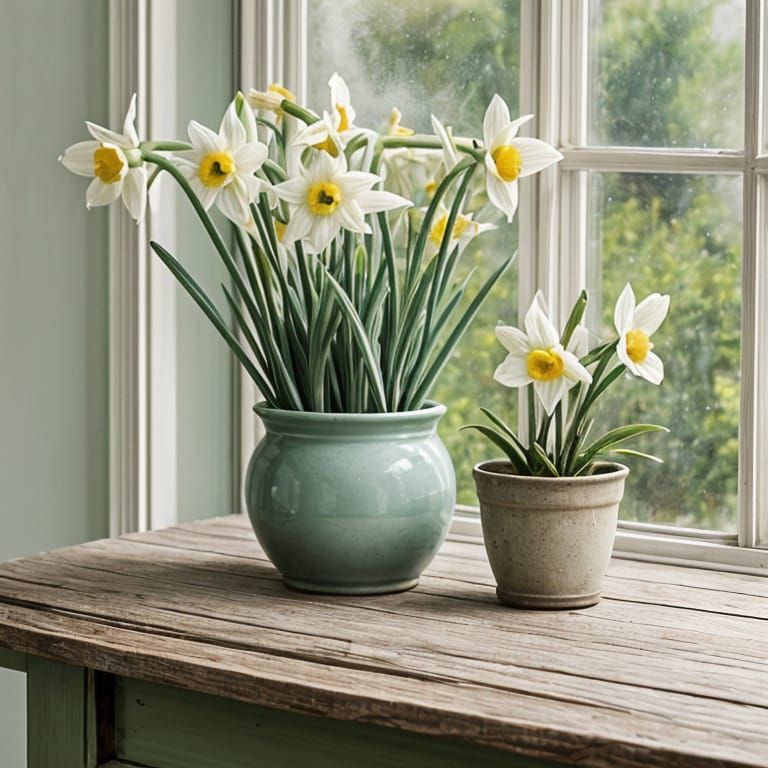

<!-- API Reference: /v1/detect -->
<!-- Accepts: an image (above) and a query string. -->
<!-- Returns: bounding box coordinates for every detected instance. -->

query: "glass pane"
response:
[588,0,745,148]
[588,172,742,530]
[307,0,521,505]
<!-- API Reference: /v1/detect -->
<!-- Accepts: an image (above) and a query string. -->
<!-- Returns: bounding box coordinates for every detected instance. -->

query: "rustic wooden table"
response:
[0,515,767,768]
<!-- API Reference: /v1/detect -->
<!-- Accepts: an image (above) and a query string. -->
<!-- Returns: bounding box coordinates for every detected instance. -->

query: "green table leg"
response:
[26,657,96,768]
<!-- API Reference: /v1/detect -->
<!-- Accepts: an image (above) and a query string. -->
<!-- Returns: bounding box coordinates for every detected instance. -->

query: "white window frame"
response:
[239,0,768,574]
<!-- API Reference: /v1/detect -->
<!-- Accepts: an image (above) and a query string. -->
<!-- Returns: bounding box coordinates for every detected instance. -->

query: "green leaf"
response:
[609,448,664,464]
[149,241,279,408]
[402,250,517,409]
[460,425,531,475]
[560,289,588,348]
[323,269,388,411]
[532,442,560,477]
[574,423,669,474]
[479,407,528,457]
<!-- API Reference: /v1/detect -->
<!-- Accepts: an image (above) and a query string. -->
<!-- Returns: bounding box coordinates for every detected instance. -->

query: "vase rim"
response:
[253,400,446,422]
[473,459,629,484]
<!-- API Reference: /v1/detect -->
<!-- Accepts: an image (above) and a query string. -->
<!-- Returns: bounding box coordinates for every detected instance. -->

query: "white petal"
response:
[329,72,351,108]
[337,170,378,198]
[293,120,330,147]
[187,120,221,154]
[535,378,567,416]
[503,113,534,141]
[241,173,264,202]
[482,94,511,148]
[273,177,308,205]
[123,93,139,147]
[217,182,251,226]
[634,293,670,336]
[283,205,313,244]
[616,335,637,374]
[307,214,340,253]
[485,172,518,223]
[219,101,246,151]
[86,121,130,148]
[614,283,636,335]
[122,167,147,222]
[86,177,122,208]
[189,176,218,211]
[493,355,530,388]
[560,348,593,385]
[60,140,99,177]
[524,299,559,349]
[566,325,590,357]
[338,201,369,234]
[636,350,664,385]
[495,325,529,355]
[355,190,411,214]
[233,141,268,173]
[513,138,563,177]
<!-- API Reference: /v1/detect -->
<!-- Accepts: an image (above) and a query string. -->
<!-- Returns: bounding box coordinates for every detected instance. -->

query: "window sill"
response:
[0,514,767,767]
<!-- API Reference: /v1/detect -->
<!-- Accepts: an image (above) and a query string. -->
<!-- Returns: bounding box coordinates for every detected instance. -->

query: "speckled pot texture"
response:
[246,402,455,595]
[473,461,629,609]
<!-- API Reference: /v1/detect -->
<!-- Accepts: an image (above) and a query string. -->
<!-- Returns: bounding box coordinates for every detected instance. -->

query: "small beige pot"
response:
[473,460,629,610]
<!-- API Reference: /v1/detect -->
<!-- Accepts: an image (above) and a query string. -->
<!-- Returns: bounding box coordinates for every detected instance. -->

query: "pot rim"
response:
[253,399,446,422]
[473,459,629,484]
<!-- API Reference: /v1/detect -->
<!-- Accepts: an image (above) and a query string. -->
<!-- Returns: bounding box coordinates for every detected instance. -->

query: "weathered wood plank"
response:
[1,516,767,768]
[0,601,763,768]
[1,552,767,727]
[26,656,91,768]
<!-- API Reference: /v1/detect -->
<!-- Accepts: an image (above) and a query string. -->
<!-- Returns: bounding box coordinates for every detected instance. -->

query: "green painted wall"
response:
[0,1,111,764]
[175,0,236,522]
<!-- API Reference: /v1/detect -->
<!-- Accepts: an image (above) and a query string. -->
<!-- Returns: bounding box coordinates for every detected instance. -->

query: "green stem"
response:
[281,100,320,125]
[140,140,192,152]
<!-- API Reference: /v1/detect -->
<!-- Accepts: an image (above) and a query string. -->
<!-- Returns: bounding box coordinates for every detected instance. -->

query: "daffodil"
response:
[614,283,670,385]
[328,72,356,134]
[482,94,562,222]
[293,111,345,157]
[272,151,411,253]
[494,293,592,415]
[247,83,296,116]
[426,204,495,253]
[175,100,268,227]
[59,94,147,221]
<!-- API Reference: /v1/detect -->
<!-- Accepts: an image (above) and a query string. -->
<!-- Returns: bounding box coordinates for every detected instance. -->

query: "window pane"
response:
[588,172,742,530]
[307,0,521,505]
[588,0,745,148]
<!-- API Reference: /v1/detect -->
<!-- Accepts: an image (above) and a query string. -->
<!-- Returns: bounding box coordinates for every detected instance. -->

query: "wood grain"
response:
[1,515,767,767]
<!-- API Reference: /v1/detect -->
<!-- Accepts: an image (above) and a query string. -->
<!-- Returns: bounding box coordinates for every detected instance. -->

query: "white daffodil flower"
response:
[614,283,670,385]
[175,100,269,227]
[293,111,345,158]
[494,292,592,415]
[272,151,411,253]
[482,94,562,222]
[247,83,296,119]
[60,94,147,222]
[292,73,360,156]
[426,204,495,254]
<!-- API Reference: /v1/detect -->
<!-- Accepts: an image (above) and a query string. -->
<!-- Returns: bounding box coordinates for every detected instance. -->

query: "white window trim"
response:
[238,0,768,574]
[108,0,179,534]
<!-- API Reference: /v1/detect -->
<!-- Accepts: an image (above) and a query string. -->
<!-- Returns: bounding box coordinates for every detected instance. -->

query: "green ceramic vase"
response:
[245,401,455,595]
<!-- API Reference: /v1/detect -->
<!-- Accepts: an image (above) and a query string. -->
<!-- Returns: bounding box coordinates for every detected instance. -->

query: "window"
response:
[240,0,768,571]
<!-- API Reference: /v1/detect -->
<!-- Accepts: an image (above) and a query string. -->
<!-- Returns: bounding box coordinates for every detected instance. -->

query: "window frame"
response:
[238,0,768,574]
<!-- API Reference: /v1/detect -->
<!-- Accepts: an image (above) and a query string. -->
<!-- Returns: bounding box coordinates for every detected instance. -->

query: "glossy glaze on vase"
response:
[473,461,629,609]
[246,402,455,595]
